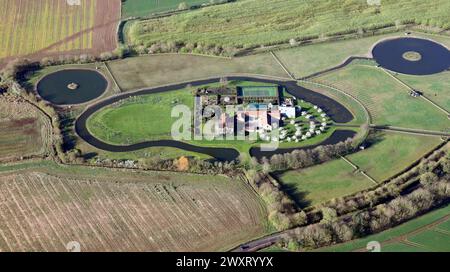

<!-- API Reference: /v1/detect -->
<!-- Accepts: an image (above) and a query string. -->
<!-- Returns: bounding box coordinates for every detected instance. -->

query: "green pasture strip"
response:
[296,81,368,126]
[436,219,450,232]
[316,64,450,131]
[276,159,374,208]
[380,242,429,252]
[408,230,450,252]
[396,71,450,112]
[127,0,450,50]
[347,132,442,181]
[106,54,287,91]
[316,204,450,252]
[93,146,213,161]
[122,0,211,18]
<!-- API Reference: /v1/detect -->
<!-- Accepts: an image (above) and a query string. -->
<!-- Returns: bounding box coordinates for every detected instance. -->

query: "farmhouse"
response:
[196,85,298,136]
[236,109,281,133]
[279,105,296,119]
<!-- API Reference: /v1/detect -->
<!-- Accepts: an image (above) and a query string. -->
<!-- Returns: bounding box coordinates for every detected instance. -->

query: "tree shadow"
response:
[59,114,77,151]
[82,152,98,160]
[272,171,312,209]
[363,130,386,149]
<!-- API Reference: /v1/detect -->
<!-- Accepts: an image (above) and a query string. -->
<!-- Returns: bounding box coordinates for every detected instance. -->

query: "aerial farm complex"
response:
[196,84,329,141]
[0,0,449,253]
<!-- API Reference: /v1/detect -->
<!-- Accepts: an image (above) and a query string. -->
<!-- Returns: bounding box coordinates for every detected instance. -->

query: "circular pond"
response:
[372,37,450,75]
[37,69,108,105]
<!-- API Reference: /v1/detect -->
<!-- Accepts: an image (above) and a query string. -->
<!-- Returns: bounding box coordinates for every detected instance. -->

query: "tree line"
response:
[278,148,450,251]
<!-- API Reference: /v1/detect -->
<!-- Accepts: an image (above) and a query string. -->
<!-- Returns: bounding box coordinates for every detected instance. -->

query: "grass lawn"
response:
[347,132,442,181]
[87,88,194,144]
[410,31,450,48]
[276,159,374,208]
[317,64,450,131]
[380,242,429,252]
[396,71,450,112]
[317,204,450,252]
[127,0,450,49]
[275,34,391,78]
[297,81,369,126]
[107,54,287,91]
[122,0,211,18]
[436,219,450,232]
[408,230,450,252]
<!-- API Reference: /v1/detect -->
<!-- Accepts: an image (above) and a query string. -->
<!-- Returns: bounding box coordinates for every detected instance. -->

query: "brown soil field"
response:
[0,0,121,67]
[0,171,267,252]
[0,96,52,162]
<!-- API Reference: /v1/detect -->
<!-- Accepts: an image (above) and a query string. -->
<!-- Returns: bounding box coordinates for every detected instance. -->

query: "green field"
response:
[122,0,211,18]
[379,242,427,252]
[276,31,450,79]
[409,230,450,251]
[276,159,374,208]
[437,219,450,231]
[318,204,450,252]
[347,132,442,181]
[87,88,194,143]
[275,131,442,207]
[297,81,369,126]
[275,35,389,78]
[316,64,450,131]
[107,54,287,91]
[127,0,450,49]
[397,71,450,112]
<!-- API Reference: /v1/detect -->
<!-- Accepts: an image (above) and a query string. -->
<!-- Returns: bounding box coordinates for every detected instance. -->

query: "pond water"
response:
[36,69,108,105]
[372,37,450,75]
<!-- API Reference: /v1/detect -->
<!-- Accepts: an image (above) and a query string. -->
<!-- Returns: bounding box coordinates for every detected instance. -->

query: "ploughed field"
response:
[0,0,120,61]
[0,171,267,252]
[0,96,51,162]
